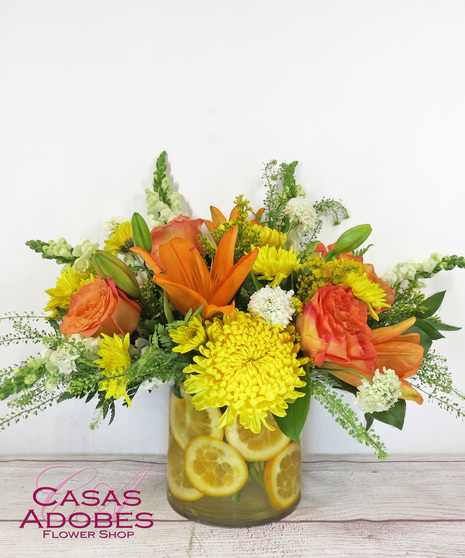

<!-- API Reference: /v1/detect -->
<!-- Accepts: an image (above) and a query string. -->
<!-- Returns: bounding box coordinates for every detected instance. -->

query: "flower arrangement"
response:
[1,152,465,461]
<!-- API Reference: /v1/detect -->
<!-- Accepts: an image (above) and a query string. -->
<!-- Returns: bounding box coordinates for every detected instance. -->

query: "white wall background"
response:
[1,0,465,457]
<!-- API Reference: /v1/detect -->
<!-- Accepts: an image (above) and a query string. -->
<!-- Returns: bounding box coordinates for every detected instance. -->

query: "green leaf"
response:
[427,318,461,332]
[406,324,433,353]
[415,318,445,341]
[417,291,445,318]
[365,399,406,430]
[274,367,311,442]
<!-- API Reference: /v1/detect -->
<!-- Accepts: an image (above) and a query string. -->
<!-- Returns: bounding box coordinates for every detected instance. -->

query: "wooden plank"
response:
[1,456,464,557]
[1,519,464,558]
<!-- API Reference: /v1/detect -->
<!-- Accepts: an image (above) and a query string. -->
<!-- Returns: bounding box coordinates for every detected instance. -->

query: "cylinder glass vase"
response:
[166,384,301,527]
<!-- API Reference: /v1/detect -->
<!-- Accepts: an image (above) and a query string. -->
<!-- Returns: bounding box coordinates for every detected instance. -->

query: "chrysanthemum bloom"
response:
[169,315,206,353]
[95,333,132,406]
[342,271,391,320]
[183,309,308,434]
[104,220,133,254]
[252,245,300,287]
[45,265,94,318]
[248,224,286,248]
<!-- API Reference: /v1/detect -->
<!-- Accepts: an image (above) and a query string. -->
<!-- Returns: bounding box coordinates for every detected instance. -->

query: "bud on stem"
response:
[325,224,372,261]
[92,250,141,299]
[132,212,153,253]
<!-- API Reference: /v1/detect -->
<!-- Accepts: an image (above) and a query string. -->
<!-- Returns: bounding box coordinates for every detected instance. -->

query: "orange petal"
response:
[229,205,240,220]
[158,238,211,298]
[371,317,416,344]
[252,207,265,224]
[130,246,162,274]
[374,340,424,379]
[153,275,207,316]
[210,247,258,306]
[210,206,228,229]
[399,379,424,404]
[210,225,238,284]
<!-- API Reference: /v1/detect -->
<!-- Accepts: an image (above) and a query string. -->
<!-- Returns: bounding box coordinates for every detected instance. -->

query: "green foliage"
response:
[274,366,311,442]
[313,197,350,227]
[370,284,427,329]
[0,313,55,346]
[262,159,300,231]
[310,371,390,460]
[365,399,406,431]
[410,351,465,420]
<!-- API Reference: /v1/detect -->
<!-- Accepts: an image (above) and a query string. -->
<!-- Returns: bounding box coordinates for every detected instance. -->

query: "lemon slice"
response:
[264,441,301,510]
[167,433,204,501]
[169,392,224,449]
[225,414,291,462]
[184,436,248,497]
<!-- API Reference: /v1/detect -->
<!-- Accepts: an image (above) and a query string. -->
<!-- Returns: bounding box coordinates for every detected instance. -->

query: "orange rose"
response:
[60,276,141,338]
[296,285,376,371]
[151,215,204,268]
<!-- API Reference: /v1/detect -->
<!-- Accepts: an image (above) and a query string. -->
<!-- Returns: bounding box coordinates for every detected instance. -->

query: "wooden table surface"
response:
[0,455,464,558]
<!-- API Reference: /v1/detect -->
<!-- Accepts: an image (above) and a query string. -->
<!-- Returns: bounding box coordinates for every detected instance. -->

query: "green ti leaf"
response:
[274,366,311,442]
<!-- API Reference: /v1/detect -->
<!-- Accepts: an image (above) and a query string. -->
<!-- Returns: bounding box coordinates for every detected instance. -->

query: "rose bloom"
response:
[151,215,204,268]
[296,285,376,371]
[60,276,141,338]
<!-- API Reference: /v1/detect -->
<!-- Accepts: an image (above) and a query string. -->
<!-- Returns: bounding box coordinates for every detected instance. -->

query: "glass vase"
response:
[166,384,301,527]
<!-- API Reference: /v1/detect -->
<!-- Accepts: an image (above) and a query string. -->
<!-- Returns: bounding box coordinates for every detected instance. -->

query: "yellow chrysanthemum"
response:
[184,309,308,434]
[104,221,133,255]
[95,333,132,406]
[44,265,94,318]
[248,224,286,248]
[169,315,206,353]
[252,245,300,287]
[342,271,391,320]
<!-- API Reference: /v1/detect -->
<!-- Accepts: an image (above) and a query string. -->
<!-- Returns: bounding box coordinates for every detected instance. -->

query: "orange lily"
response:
[131,225,258,320]
[326,317,424,404]
[205,205,264,234]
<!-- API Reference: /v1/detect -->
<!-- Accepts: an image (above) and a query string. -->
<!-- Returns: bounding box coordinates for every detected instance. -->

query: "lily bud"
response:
[325,224,372,261]
[92,250,141,299]
[132,212,153,253]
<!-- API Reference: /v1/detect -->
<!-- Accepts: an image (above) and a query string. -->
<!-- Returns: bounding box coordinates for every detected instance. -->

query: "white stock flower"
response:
[355,367,402,414]
[46,344,80,375]
[248,285,295,327]
[284,197,317,234]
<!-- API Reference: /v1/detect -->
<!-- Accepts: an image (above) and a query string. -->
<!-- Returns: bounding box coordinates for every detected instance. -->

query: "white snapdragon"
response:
[43,238,73,260]
[146,181,183,228]
[383,253,442,287]
[355,367,402,414]
[284,197,317,234]
[73,238,99,273]
[248,285,295,327]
